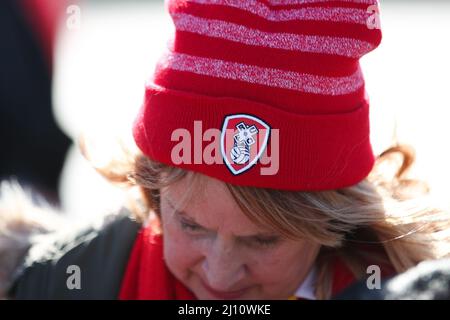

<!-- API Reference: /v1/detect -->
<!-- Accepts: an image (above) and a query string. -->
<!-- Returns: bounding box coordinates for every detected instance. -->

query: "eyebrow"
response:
[166,197,279,240]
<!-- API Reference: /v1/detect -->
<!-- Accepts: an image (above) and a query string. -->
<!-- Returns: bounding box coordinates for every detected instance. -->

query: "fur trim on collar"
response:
[0,181,64,298]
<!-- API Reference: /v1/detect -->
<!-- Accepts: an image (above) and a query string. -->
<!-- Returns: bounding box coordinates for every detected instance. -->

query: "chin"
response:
[183,272,262,300]
[193,282,261,300]
[197,291,257,300]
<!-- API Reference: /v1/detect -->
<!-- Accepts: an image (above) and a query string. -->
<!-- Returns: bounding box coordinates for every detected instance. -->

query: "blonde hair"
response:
[88,141,450,299]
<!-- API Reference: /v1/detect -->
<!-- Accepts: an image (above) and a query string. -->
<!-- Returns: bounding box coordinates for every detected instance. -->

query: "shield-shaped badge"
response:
[220,114,271,175]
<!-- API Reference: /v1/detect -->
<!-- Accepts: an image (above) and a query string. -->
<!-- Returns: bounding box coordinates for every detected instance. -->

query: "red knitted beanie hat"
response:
[133,0,382,191]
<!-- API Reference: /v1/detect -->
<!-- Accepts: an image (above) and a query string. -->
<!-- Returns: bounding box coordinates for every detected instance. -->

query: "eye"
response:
[179,219,203,233]
[246,236,280,249]
[254,237,278,247]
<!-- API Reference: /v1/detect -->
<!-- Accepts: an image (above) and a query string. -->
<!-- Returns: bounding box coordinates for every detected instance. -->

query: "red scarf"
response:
[118,225,196,299]
[119,225,359,300]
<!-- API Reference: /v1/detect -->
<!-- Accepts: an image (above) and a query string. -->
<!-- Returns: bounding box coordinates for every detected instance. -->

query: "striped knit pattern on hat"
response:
[133,0,382,191]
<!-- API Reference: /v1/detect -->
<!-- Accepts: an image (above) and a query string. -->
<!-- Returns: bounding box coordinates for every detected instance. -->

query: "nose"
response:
[201,237,246,291]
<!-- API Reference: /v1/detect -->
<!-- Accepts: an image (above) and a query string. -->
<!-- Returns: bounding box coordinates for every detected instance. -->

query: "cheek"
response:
[247,252,292,280]
[162,219,202,279]
[247,245,319,286]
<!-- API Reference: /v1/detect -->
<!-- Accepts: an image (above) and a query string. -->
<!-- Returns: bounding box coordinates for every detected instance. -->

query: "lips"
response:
[201,280,250,299]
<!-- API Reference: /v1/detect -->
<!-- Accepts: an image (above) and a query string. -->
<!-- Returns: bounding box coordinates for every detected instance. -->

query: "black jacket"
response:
[8,211,141,299]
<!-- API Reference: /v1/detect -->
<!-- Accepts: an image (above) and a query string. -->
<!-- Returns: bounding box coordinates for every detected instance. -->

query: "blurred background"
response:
[1,0,450,220]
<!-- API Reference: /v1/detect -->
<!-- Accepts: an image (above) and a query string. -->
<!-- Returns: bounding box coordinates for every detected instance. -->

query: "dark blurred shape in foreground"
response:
[0,0,71,204]
[336,258,450,300]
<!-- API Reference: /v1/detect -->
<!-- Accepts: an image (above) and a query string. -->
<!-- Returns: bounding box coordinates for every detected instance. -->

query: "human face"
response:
[160,175,321,300]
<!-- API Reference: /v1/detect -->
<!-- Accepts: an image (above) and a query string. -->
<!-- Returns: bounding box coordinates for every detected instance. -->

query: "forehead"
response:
[162,174,270,235]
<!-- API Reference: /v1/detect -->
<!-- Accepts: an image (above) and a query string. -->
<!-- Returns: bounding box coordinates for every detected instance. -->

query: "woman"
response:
[1,0,450,300]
